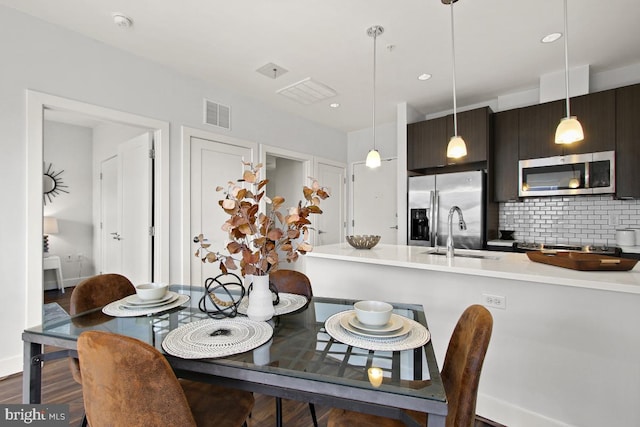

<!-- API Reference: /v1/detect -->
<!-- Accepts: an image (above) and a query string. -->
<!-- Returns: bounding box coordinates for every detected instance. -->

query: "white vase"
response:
[246,274,275,321]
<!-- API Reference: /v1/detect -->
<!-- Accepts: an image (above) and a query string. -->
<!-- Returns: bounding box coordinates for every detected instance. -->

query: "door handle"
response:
[389,225,398,229]
[318,230,327,234]
[111,232,122,241]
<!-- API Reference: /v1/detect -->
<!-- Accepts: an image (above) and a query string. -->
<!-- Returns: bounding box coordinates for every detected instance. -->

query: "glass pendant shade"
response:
[446,135,467,159]
[365,149,381,168]
[555,116,584,144]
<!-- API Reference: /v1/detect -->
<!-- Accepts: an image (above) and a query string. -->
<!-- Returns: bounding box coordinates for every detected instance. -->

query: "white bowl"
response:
[135,283,168,301]
[354,300,393,326]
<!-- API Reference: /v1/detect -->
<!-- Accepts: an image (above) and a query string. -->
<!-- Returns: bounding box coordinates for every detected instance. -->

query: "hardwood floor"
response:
[1,288,504,426]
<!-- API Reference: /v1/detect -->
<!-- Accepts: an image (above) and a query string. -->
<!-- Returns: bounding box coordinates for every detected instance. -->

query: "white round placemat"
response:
[102,293,190,317]
[325,310,431,351]
[162,318,274,359]
[237,293,308,316]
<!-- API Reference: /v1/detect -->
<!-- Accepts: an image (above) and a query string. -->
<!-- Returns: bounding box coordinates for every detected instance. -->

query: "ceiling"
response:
[3,0,640,133]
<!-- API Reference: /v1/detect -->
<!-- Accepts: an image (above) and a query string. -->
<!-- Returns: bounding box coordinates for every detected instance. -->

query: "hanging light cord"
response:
[450,1,458,136]
[563,0,571,119]
[372,27,378,151]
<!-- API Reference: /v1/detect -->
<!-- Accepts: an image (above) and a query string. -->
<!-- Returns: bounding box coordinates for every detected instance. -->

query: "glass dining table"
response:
[23,285,447,427]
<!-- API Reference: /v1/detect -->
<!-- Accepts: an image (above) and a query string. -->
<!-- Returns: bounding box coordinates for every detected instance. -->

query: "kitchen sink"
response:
[423,249,502,260]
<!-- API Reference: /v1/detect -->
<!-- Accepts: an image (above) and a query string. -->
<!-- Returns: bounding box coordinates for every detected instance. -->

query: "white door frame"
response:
[259,145,313,182]
[180,126,258,285]
[26,90,169,328]
[260,145,314,221]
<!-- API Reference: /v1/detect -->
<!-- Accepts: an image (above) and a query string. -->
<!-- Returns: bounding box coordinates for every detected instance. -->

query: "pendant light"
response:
[555,0,584,144]
[444,0,467,159]
[365,25,383,169]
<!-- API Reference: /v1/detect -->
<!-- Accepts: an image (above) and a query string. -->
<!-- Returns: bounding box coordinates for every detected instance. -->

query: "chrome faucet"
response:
[446,206,467,259]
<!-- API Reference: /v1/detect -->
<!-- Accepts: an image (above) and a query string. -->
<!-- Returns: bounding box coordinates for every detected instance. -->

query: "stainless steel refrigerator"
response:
[408,170,486,249]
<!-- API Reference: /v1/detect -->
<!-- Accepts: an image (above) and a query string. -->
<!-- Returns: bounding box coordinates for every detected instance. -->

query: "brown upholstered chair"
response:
[68,273,136,383]
[77,330,254,427]
[269,269,317,427]
[69,274,136,427]
[269,269,313,301]
[328,304,493,427]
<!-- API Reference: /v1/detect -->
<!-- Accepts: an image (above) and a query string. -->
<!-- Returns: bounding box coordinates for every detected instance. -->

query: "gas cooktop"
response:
[514,242,621,256]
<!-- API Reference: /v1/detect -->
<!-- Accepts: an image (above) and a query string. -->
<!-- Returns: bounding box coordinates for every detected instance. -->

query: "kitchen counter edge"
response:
[307,243,640,295]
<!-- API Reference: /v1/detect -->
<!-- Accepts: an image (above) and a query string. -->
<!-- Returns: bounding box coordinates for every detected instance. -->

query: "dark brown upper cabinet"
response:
[407,115,448,170]
[615,83,640,199]
[493,109,520,202]
[452,107,491,164]
[518,99,565,159]
[566,89,615,154]
[407,106,491,171]
[518,91,615,160]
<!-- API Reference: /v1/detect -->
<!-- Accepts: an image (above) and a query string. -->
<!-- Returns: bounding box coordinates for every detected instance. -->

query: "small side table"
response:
[43,255,64,293]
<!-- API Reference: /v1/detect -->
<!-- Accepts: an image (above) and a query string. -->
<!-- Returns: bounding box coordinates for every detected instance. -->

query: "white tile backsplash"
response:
[499,195,640,246]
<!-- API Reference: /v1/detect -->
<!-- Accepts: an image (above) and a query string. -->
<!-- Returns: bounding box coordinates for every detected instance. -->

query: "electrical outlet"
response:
[482,293,506,310]
[64,254,73,263]
[608,214,619,226]
[76,253,83,261]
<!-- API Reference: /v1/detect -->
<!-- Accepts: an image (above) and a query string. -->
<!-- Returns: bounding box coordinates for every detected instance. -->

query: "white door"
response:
[190,137,255,286]
[119,133,153,284]
[99,133,153,283]
[100,156,119,273]
[315,160,346,246]
[352,158,398,244]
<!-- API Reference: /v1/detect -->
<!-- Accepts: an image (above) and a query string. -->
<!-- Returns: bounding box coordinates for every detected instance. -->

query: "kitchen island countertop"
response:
[305,243,640,426]
[307,243,640,294]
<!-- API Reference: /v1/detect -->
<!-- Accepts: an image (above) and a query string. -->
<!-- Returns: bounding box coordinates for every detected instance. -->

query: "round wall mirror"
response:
[43,162,68,205]
[43,174,55,193]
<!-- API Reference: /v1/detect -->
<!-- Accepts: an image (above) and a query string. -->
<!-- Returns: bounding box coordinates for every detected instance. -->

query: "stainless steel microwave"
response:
[519,151,615,197]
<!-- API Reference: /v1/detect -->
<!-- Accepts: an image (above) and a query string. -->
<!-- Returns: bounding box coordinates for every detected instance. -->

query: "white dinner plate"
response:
[122,292,179,309]
[124,291,175,306]
[346,312,404,333]
[340,312,411,339]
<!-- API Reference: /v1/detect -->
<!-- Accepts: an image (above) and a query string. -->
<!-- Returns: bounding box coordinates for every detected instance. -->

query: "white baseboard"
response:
[477,394,573,427]
[0,354,23,379]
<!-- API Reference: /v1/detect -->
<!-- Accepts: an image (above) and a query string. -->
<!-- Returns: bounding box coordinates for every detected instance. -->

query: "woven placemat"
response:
[102,293,190,317]
[237,292,308,316]
[162,318,274,359]
[324,310,431,351]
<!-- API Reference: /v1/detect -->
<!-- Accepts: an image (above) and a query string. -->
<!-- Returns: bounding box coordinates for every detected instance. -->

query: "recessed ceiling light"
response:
[418,73,432,81]
[112,13,133,29]
[541,32,562,43]
[329,103,340,108]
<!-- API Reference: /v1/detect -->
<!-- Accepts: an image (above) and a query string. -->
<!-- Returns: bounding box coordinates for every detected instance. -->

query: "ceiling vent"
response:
[277,77,337,105]
[203,99,231,130]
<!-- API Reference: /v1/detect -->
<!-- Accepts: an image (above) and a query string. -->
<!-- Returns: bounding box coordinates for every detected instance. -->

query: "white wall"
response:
[0,5,346,375]
[347,122,397,165]
[43,121,95,288]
